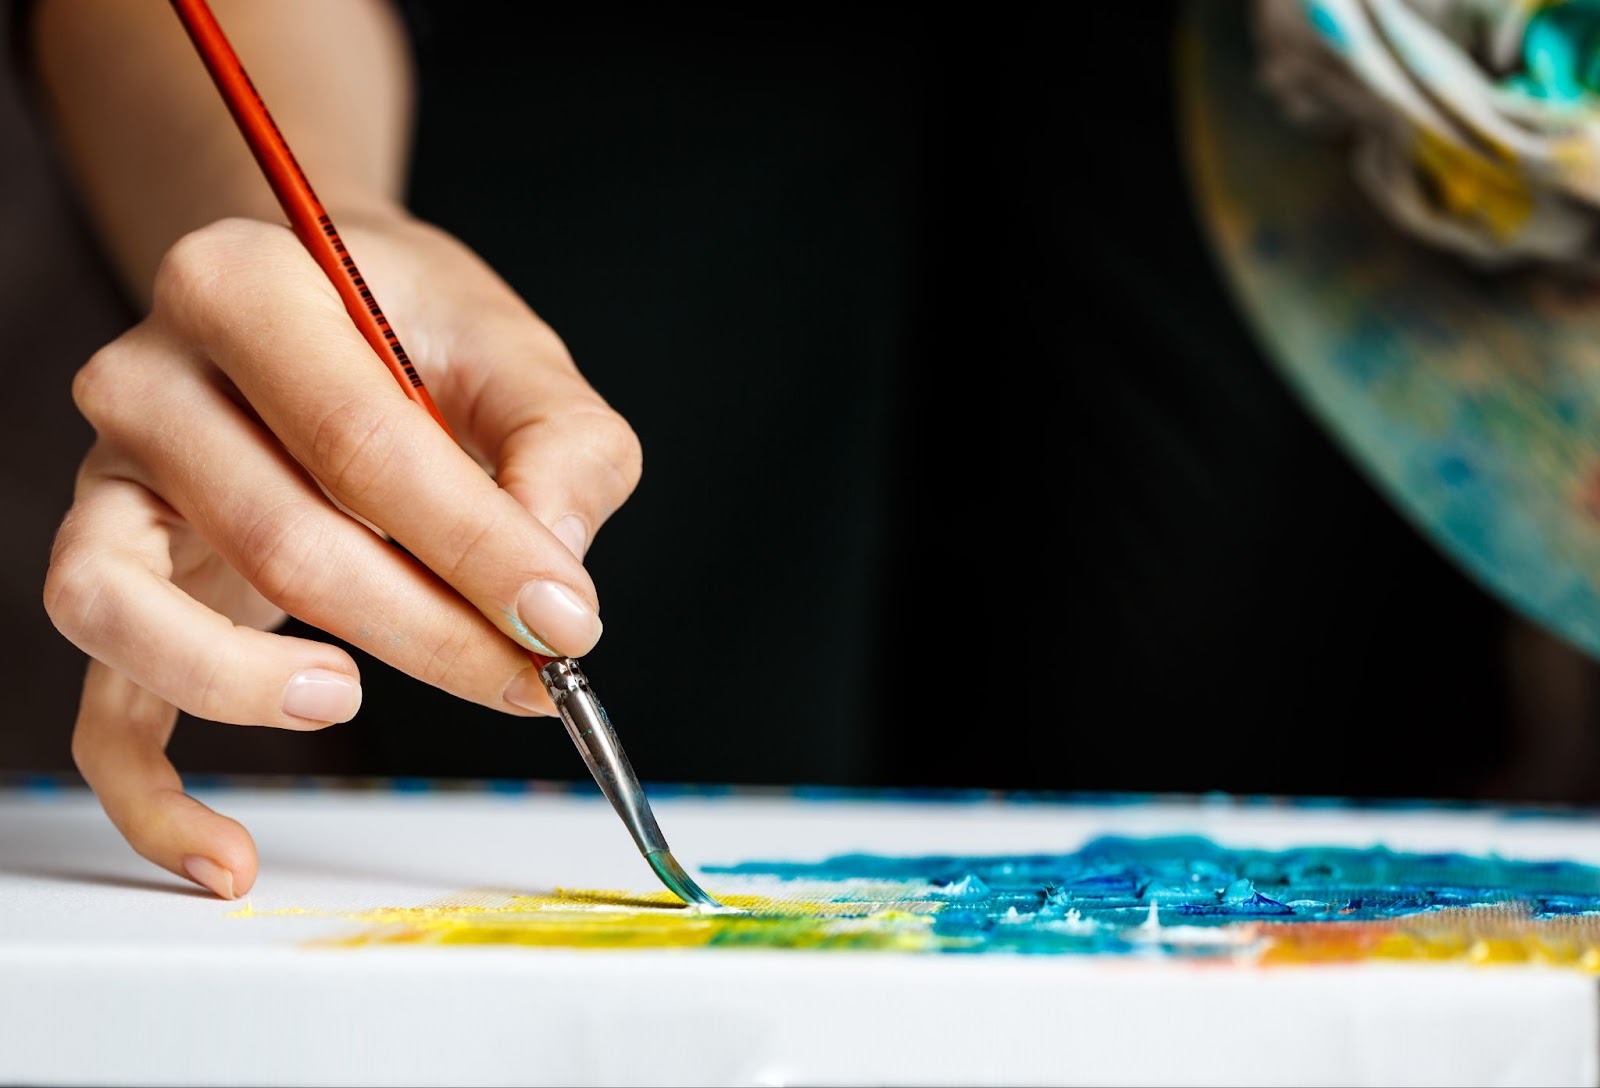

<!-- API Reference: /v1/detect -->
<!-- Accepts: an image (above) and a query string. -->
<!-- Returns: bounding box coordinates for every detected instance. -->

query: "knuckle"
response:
[151,218,281,324]
[174,639,225,711]
[42,535,111,644]
[577,407,644,498]
[237,500,333,613]
[68,728,121,791]
[309,398,405,507]
[415,621,479,691]
[70,342,145,437]
[172,647,235,724]
[438,505,505,584]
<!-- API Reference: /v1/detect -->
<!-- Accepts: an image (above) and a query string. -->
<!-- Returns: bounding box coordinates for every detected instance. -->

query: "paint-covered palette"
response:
[1181,3,1600,659]
[6,779,1600,1086]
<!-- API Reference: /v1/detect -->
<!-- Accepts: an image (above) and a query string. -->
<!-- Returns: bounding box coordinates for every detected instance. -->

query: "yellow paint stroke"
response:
[234,882,950,951]
[1411,127,1536,241]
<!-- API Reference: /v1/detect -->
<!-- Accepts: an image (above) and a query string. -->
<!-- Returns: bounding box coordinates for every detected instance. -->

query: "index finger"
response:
[154,220,603,661]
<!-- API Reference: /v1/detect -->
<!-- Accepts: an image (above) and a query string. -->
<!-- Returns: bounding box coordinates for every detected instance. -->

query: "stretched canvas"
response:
[4,779,1600,1086]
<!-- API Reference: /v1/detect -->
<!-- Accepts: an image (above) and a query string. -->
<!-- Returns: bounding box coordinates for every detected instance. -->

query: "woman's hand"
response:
[42,212,642,899]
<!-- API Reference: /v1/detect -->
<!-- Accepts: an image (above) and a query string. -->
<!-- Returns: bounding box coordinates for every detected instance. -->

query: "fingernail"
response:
[182,856,236,899]
[553,515,588,559]
[503,664,556,715]
[282,668,363,724]
[514,580,603,657]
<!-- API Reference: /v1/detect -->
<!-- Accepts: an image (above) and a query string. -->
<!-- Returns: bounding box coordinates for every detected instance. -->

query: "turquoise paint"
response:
[502,605,558,657]
[707,835,1600,956]
[1512,2,1600,104]
[1303,1,1349,53]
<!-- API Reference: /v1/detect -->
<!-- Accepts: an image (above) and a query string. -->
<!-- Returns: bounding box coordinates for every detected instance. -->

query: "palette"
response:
[1181,2,1600,660]
[4,779,1600,1086]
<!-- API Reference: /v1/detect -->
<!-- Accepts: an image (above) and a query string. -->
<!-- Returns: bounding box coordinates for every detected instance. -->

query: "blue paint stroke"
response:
[708,836,1600,956]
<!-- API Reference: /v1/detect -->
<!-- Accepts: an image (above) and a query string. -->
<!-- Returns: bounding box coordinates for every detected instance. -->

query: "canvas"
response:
[3,778,1599,1086]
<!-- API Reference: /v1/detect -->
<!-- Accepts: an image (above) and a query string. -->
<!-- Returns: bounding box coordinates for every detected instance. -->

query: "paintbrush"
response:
[167,0,722,910]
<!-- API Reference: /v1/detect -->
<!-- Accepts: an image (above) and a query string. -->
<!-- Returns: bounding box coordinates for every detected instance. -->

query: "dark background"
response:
[272,0,1515,797]
[2,2,1535,799]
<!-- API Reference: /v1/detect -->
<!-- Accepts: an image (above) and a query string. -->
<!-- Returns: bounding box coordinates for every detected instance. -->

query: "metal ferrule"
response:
[539,657,668,855]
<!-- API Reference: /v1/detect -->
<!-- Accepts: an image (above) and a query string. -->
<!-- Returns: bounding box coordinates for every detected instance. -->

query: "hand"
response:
[42,212,642,899]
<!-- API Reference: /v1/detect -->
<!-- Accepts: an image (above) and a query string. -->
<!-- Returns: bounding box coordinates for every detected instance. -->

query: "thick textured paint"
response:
[239,835,1600,967]
[1513,2,1600,104]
